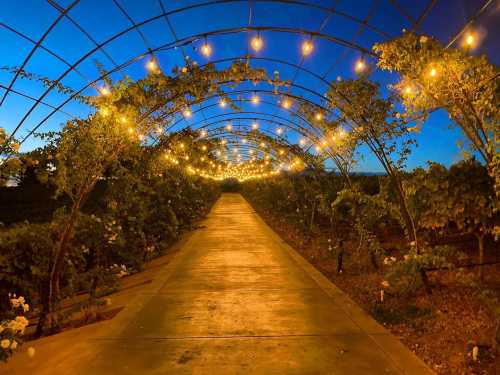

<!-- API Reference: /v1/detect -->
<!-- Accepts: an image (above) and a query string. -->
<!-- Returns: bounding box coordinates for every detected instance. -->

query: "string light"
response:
[355,59,366,73]
[147,58,159,72]
[200,37,212,57]
[251,34,263,52]
[183,108,192,118]
[281,98,291,109]
[219,98,227,108]
[99,87,110,96]
[226,123,233,131]
[301,40,314,56]
[251,93,260,104]
[252,122,259,130]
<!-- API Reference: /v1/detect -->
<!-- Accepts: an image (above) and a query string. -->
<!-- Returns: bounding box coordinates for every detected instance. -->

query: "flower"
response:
[27,347,36,358]
[1,339,10,349]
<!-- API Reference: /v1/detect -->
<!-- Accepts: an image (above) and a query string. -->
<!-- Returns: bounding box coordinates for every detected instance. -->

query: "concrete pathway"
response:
[3,193,433,374]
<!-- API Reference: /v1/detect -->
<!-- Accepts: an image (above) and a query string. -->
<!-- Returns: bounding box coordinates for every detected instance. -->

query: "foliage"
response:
[0,295,30,362]
[0,127,21,186]
[374,32,499,193]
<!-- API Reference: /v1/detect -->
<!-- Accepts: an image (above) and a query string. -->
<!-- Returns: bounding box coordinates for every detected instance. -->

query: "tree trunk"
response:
[391,174,432,294]
[477,233,485,281]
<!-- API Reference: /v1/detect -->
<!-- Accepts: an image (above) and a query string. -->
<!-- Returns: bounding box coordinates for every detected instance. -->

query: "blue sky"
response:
[0,0,498,172]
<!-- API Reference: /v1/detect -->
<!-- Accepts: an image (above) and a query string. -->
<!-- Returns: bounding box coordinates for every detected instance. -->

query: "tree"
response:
[404,159,497,279]
[373,32,499,195]
[0,127,21,186]
[321,77,432,291]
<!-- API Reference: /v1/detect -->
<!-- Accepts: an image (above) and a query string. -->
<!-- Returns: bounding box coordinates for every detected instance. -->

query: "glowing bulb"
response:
[156,127,163,134]
[183,108,192,118]
[299,138,306,146]
[276,128,283,135]
[315,145,321,152]
[99,87,110,96]
[128,128,134,134]
[281,99,291,109]
[226,123,233,131]
[179,143,185,149]
[101,108,109,116]
[429,67,437,78]
[241,138,247,144]
[302,40,313,56]
[251,94,260,104]
[279,149,285,155]
[219,98,227,108]
[315,112,323,121]
[200,130,207,137]
[201,43,212,57]
[120,116,127,123]
[339,129,346,138]
[252,122,259,130]
[251,35,263,52]
[404,86,412,94]
[355,59,366,73]
[147,59,158,72]
[260,142,266,147]
[138,134,144,141]
[466,33,474,47]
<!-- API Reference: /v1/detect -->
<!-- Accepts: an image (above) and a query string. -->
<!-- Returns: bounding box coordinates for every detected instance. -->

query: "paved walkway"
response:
[3,193,433,374]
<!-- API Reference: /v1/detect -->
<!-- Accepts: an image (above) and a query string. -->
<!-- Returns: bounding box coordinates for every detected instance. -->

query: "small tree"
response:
[0,127,21,186]
[373,32,499,194]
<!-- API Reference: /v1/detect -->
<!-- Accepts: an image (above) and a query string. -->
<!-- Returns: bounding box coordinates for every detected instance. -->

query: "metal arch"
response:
[0,84,75,118]
[0,0,81,106]
[182,117,320,145]
[8,24,375,144]
[156,89,333,128]
[0,21,92,86]
[169,110,321,138]
[46,0,124,77]
[20,53,334,144]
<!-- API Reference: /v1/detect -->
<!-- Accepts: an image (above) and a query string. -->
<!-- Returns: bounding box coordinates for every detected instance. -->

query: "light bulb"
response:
[429,67,437,78]
[183,108,192,118]
[251,94,260,104]
[315,112,323,121]
[299,138,306,146]
[251,35,263,52]
[226,123,233,131]
[201,43,212,57]
[252,122,259,130]
[281,99,291,109]
[147,59,158,72]
[219,98,227,107]
[302,40,313,56]
[99,87,110,96]
[355,59,366,73]
[276,128,283,135]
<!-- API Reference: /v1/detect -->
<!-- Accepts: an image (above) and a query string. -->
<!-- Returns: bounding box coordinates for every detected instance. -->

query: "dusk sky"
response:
[1,0,498,172]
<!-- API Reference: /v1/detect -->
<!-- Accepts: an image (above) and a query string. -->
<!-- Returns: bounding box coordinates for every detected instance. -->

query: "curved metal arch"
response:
[165,97,325,135]
[12,23,371,144]
[185,117,320,146]
[0,0,81,106]
[177,114,319,143]
[162,90,333,131]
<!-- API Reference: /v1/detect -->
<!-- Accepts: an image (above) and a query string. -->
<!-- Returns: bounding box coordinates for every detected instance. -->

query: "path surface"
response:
[4,193,433,374]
